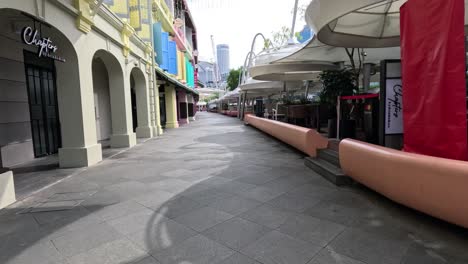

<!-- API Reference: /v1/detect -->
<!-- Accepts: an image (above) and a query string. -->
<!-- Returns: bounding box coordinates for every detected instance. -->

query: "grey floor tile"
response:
[304,201,371,227]
[47,190,97,201]
[235,172,281,185]
[134,256,161,264]
[126,216,197,253]
[66,239,148,264]
[107,209,156,235]
[51,222,123,257]
[0,240,66,264]
[32,205,94,226]
[240,204,293,229]
[152,234,234,264]
[173,206,234,232]
[267,192,322,213]
[241,230,322,264]
[36,208,105,240]
[199,176,232,187]
[203,217,271,250]
[328,228,412,264]
[206,195,261,215]
[157,196,204,219]
[182,188,235,206]
[6,113,468,264]
[149,179,193,194]
[104,181,152,198]
[287,184,338,199]
[133,191,177,211]
[0,214,40,237]
[28,200,84,213]
[262,177,304,193]
[238,185,285,203]
[278,214,345,246]
[217,252,261,264]
[214,181,257,195]
[81,190,124,208]
[307,248,367,264]
[89,200,153,221]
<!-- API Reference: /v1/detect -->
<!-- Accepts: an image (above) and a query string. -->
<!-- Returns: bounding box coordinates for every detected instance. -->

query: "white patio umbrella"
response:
[305,0,468,48]
[274,36,400,64]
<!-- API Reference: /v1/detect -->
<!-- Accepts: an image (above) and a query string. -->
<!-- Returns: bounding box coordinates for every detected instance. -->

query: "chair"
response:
[272,103,286,121]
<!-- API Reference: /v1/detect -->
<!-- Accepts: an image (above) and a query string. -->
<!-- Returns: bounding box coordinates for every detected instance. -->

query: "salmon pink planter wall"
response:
[340,139,468,228]
[244,114,328,157]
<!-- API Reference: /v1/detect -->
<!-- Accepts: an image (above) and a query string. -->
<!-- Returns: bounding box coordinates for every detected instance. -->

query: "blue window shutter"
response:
[152,23,163,66]
[187,62,193,88]
[161,32,169,71]
[168,41,177,74]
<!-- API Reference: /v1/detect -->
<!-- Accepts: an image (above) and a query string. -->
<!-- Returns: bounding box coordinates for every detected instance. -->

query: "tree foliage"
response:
[264,26,290,49]
[226,67,243,91]
[319,69,357,106]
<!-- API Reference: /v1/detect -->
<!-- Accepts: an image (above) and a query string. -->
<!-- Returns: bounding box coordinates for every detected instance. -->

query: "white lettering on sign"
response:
[22,27,65,62]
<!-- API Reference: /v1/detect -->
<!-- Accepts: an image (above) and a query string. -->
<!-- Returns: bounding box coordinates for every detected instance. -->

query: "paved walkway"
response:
[1,112,468,264]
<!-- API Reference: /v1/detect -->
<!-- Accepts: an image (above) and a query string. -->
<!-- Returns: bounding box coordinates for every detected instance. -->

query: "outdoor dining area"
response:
[210,0,468,230]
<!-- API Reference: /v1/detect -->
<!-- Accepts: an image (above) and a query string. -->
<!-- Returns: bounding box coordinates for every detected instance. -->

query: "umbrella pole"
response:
[336,96,341,140]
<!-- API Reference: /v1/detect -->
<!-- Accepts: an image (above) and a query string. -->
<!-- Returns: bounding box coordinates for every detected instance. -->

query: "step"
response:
[317,149,340,167]
[327,139,341,152]
[304,157,352,186]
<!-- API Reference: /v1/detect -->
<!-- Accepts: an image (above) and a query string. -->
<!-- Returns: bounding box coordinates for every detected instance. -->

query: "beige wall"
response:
[93,59,113,142]
[0,16,38,167]
[0,0,157,168]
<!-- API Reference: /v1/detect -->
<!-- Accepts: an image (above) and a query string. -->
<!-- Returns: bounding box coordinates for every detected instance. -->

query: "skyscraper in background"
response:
[216,44,230,81]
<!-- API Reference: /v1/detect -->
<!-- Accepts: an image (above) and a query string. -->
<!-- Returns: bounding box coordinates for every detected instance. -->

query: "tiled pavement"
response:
[1,112,468,264]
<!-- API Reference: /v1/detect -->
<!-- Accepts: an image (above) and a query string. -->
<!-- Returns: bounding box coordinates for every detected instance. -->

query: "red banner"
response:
[401,0,467,160]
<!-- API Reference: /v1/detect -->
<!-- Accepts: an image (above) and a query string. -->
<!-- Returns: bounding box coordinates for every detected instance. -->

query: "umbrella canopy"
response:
[239,78,304,97]
[306,0,468,48]
[246,42,338,81]
[274,36,400,64]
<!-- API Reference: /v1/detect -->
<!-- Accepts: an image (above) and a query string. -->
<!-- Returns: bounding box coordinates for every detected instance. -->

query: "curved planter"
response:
[226,110,238,117]
[244,114,328,157]
[340,139,468,228]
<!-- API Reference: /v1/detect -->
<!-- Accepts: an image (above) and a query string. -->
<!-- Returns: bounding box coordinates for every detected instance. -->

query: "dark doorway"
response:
[159,86,166,128]
[24,51,61,157]
[131,87,138,132]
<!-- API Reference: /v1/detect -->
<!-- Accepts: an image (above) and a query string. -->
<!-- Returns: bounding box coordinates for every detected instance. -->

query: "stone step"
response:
[317,149,340,167]
[304,157,352,186]
[327,139,341,152]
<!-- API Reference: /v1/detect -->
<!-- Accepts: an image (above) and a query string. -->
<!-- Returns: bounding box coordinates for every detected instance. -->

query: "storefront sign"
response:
[22,27,65,62]
[385,78,403,134]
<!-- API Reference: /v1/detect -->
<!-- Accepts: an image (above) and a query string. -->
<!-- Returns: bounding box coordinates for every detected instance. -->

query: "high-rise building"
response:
[216,44,230,81]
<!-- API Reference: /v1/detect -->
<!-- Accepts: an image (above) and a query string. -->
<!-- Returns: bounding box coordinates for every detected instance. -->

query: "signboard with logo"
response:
[385,78,403,134]
[379,60,403,149]
[21,26,65,62]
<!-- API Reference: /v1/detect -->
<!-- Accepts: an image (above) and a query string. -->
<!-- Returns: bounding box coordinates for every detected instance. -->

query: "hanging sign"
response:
[21,26,65,62]
[385,78,403,134]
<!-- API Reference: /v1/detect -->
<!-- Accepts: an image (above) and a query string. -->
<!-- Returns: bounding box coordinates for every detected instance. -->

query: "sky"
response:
[187,0,311,69]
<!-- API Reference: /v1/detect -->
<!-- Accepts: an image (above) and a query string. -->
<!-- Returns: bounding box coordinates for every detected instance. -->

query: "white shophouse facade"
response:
[0,0,162,170]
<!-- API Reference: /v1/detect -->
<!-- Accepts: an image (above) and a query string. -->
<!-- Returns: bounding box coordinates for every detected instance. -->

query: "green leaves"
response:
[226,67,243,91]
[319,69,357,105]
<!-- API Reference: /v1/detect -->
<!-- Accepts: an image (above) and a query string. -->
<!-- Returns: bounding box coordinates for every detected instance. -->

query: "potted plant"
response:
[319,69,357,138]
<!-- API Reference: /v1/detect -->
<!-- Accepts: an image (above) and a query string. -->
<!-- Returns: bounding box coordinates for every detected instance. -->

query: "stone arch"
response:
[0,7,102,168]
[130,67,153,138]
[92,49,136,148]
